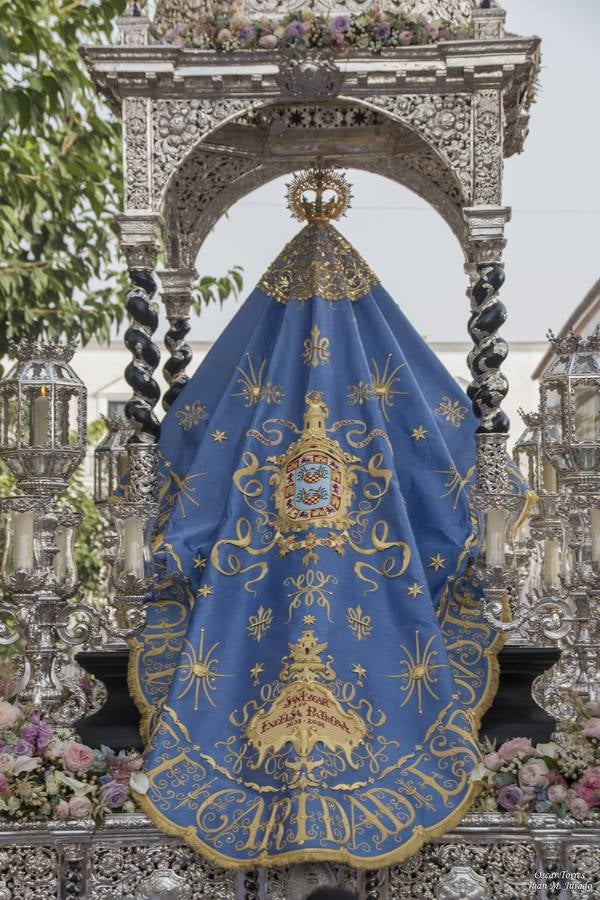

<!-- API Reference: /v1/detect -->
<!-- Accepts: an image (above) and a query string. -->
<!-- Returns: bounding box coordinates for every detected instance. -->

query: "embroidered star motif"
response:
[352,663,367,685]
[196,584,214,600]
[428,554,446,572]
[407,582,424,598]
[211,430,228,443]
[411,426,428,441]
[303,614,316,625]
[250,663,264,685]
[193,555,207,571]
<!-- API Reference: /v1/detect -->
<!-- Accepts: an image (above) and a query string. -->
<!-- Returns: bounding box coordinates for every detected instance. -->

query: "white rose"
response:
[129,772,149,795]
[536,742,558,759]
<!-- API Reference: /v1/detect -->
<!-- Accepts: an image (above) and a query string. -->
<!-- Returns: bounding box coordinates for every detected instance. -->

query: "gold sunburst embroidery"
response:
[175,629,230,711]
[232,354,284,407]
[387,630,448,714]
[347,354,407,422]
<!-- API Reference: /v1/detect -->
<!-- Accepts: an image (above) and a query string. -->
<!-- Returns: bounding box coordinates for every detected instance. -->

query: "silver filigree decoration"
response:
[153,98,262,200]
[434,865,491,900]
[124,98,151,211]
[473,90,502,205]
[275,54,344,98]
[365,94,473,198]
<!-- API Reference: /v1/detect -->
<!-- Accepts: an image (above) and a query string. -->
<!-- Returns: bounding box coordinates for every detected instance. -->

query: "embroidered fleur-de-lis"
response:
[302,325,330,368]
[435,396,468,427]
[176,400,207,431]
[247,605,273,641]
[347,605,372,640]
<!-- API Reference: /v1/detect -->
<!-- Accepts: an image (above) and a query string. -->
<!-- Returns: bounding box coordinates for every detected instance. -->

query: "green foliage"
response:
[193,265,244,313]
[0,0,128,357]
[0,0,244,359]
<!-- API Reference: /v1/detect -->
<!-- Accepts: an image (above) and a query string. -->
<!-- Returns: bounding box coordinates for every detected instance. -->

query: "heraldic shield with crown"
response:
[128,168,510,869]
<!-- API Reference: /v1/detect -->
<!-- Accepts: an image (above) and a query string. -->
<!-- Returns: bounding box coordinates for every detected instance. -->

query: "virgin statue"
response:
[129,167,503,868]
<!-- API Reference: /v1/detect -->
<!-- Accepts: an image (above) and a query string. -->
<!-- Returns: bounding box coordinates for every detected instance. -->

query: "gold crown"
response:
[286,165,352,224]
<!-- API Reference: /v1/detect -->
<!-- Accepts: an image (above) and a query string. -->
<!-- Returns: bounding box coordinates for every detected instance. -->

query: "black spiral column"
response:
[364,869,381,900]
[467,259,509,436]
[243,869,260,900]
[160,268,195,411]
[119,220,162,444]
[124,269,161,441]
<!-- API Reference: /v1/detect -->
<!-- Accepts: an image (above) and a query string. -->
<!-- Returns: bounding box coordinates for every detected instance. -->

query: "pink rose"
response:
[498,737,534,761]
[482,751,502,771]
[585,700,600,717]
[68,795,92,818]
[62,742,95,773]
[0,701,20,729]
[548,783,568,804]
[55,799,70,820]
[573,783,598,807]
[399,30,413,46]
[426,24,440,40]
[258,34,278,49]
[583,717,600,739]
[568,795,590,820]
[581,767,600,791]
[0,773,8,797]
[518,759,549,789]
[216,28,233,43]
[0,753,12,773]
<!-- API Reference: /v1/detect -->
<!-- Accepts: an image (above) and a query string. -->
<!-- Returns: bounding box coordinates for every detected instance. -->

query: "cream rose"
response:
[69,795,92,818]
[518,759,549,789]
[0,701,20,729]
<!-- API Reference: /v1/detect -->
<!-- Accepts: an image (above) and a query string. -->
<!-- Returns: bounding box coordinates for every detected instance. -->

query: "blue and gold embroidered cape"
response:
[129,218,502,869]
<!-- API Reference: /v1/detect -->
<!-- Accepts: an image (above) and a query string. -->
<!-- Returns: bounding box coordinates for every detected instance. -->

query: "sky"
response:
[189,0,600,344]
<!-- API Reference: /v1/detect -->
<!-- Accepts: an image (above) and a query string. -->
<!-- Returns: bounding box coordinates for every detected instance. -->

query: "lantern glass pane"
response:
[544,387,563,442]
[574,384,600,442]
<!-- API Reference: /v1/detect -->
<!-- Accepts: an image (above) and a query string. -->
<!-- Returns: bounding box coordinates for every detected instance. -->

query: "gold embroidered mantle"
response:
[258,222,379,303]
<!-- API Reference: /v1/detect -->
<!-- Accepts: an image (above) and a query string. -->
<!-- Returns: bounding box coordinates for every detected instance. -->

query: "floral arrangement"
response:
[472,698,600,822]
[162,3,471,54]
[0,700,148,823]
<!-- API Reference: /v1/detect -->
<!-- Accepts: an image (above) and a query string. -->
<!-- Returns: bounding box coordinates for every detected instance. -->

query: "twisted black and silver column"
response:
[160,268,195,411]
[364,869,382,900]
[124,268,161,442]
[467,260,509,437]
[243,870,260,900]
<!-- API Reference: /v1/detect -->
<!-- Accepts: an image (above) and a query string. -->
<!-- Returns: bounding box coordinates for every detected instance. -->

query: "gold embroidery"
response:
[245,630,368,770]
[269,392,359,535]
[284,570,337,622]
[247,605,273,642]
[258,221,378,304]
[411,426,427,441]
[387,631,449,715]
[407,583,424,599]
[176,400,207,431]
[302,324,330,367]
[250,663,264,686]
[352,663,367,686]
[347,605,372,640]
[437,464,475,510]
[303,614,316,625]
[347,355,407,422]
[175,629,230,711]
[211,430,228,443]
[429,554,446,571]
[232,354,284,407]
[196,584,214,600]
[435,396,468,427]
[354,552,411,596]
[193,555,207,571]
